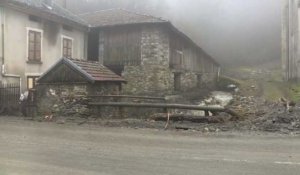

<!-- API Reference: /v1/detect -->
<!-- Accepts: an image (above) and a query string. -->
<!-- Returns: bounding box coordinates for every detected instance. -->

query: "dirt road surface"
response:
[0,117,300,175]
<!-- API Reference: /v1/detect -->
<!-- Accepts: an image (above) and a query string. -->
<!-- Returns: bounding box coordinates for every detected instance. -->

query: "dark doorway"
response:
[87,30,99,61]
[106,65,124,76]
[174,73,181,91]
[197,74,202,88]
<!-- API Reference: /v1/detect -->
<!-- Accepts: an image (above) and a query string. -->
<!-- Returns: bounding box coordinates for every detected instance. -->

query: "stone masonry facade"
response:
[37,83,120,118]
[122,25,174,96]
[122,25,217,96]
[181,72,198,91]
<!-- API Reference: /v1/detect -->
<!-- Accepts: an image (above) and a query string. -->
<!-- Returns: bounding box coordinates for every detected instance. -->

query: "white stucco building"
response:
[0,0,88,91]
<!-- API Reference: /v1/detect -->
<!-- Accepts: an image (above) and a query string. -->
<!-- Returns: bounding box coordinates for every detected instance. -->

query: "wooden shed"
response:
[37,58,126,96]
[36,58,126,117]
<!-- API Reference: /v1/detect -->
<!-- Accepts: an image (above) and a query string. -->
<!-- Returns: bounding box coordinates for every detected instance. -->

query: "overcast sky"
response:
[162,0,281,67]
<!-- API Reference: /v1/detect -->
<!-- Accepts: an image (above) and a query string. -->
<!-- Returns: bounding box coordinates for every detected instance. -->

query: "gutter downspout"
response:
[287,0,290,80]
[0,9,21,93]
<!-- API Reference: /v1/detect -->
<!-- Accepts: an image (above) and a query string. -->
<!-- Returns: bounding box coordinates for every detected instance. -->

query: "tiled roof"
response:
[69,58,126,82]
[79,8,168,28]
[4,0,87,27]
[38,58,126,84]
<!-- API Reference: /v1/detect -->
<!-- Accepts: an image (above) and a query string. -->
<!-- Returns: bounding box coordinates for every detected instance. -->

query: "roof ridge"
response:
[8,0,87,27]
[119,8,168,22]
[68,58,100,64]
[79,8,168,22]
[51,1,88,25]
[78,8,120,16]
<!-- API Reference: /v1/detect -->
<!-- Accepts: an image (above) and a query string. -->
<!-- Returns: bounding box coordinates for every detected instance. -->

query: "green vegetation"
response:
[224,66,300,102]
[262,82,285,102]
[286,82,300,102]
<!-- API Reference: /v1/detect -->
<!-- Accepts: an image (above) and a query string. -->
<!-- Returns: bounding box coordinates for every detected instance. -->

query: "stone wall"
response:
[202,73,217,85]
[37,84,89,117]
[37,83,164,119]
[122,25,173,96]
[37,83,120,118]
[175,72,217,92]
[88,82,120,95]
[180,72,198,91]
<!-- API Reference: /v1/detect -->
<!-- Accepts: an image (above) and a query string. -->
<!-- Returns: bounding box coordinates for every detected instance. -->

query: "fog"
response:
[59,0,281,67]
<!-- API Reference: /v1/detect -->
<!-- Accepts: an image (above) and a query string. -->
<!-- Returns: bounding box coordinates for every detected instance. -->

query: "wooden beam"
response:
[88,95,165,100]
[152,114,229,123]
[88,102,225,111]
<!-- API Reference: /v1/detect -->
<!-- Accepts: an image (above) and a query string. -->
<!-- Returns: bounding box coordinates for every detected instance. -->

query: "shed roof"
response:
[79,8,167,28]
[1,0,88,30]
[38,58,126,84]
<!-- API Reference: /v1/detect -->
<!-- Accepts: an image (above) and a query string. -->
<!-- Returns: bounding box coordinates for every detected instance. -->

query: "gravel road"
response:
[0,117,300,175]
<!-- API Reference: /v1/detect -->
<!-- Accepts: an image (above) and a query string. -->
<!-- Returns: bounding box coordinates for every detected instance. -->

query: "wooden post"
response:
[119,107,124,118]
[205,110,209,116]
[163,108,168,113]
[164,109,170,130]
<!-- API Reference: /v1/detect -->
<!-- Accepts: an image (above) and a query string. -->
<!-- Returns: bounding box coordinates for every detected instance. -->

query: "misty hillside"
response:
[56,0,281,67]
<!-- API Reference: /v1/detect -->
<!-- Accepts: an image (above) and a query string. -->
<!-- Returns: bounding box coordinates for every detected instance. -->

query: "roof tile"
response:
[7,0,87,26]
[69,58,126,82]
[79,8,167,27]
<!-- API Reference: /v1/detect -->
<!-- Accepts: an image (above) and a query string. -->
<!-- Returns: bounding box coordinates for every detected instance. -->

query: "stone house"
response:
[37,58,125,116]
[80,9,220,96]
[282,0,300,80]
[0,0,88,92]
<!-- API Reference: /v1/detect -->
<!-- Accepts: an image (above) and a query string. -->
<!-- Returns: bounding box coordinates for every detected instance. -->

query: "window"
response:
[28,30,42,62]
[27,76,39,89]
[99,31,105,63]
[62,37,73,58]
[170,49,184,70]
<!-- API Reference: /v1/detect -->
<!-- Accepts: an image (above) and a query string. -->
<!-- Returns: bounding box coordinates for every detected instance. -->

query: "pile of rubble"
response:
[249,104,300,133]
[227,95,300,134]
[228,95,268,120]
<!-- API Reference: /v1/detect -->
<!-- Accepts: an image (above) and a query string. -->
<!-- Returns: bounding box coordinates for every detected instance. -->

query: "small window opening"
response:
[62,37,72,58]
[27,76,39,89]
[174,73,181,91]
